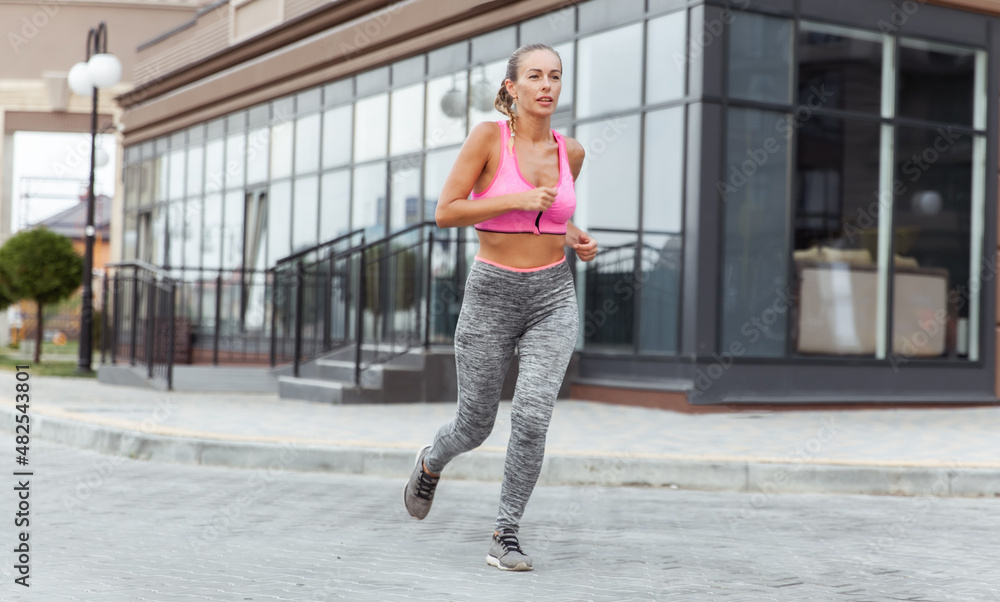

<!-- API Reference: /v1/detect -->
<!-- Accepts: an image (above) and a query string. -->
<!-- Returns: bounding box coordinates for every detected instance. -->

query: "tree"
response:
[0,228,83,364]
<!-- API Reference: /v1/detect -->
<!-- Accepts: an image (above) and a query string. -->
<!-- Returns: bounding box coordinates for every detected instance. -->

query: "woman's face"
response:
[507,49,562,115]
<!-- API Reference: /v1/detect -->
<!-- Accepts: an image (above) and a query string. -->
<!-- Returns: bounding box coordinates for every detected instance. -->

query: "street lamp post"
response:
[68,22,121,374]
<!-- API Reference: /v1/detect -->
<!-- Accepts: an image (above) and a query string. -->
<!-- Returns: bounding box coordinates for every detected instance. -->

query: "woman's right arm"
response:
[435,122,555,228]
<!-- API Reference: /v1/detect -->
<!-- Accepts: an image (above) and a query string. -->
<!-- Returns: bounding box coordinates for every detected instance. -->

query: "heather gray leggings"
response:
[423,256,579,534]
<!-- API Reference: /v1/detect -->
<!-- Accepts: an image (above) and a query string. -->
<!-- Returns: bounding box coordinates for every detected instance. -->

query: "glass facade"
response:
[122,0,692,355]
[118,0,997,398]
[722,14,988,363]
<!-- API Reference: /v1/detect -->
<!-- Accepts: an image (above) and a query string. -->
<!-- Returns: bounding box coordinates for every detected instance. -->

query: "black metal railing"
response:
[100,261,178,389]
[271,222,472,385]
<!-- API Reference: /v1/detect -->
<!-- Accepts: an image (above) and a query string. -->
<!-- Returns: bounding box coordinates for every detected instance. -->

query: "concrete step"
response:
[277,375,344,404]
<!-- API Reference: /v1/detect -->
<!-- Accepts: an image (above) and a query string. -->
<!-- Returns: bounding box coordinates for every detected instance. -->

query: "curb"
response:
[3,407,999,498]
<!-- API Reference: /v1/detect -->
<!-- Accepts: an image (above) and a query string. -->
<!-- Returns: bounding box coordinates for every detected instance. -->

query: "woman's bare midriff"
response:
[475,231,566,269]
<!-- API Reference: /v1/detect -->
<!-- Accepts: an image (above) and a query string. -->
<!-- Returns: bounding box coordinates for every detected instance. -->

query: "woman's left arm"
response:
[563,136,598,262]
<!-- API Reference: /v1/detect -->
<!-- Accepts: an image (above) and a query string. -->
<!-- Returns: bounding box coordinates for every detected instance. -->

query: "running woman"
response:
[403,42,598,571]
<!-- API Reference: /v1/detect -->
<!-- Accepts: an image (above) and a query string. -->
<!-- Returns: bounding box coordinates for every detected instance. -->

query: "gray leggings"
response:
[423,256,579,534]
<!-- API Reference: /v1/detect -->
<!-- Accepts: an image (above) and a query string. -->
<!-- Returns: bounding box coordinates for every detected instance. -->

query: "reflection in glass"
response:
[638,233,682,353]
[468,59,506,126]
[152,205,166,266]
[226,133,246,190]
[574,115,640,231]
[354,94,389,162]
[322,105,353,168]
[187,145,204,196]
[720,108,790,357]
[577,23,642,117]
[222,190,243,269]
[899,39,977,126]
[553,42,574,110]
[798,22,883,115]
[643,107,684,233]
[168,199,185,268]
[390,83,425,156]
[582,231,637,350]
[270,120,293,180]
[293,175,319,252]
[424,147,460,231]
[891,125,974,358]
[246,127,269,185]
[426,73,468,149]
[269,181,292,262]
[295,114,321,175]
[728,13,792,104]
[645,11,687,104]
[320,169,351,241]
[793,116,881,357]
[352,162,387,237]
[123,212,137,262]
[205,140,224,194]
[203,193,223,269]
[390,161,421,232]
[168,150,185,200]
[184,196,203,270]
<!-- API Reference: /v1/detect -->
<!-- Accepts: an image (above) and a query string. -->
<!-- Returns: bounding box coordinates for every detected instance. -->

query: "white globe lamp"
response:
[68,61,94,96]
[88,53,122,88]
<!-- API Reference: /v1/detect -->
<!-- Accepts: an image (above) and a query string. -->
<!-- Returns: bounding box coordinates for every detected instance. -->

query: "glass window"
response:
[152,205,166,266]
[898,39,977,126]
[793,116,882,357]
[577,23,643,117]
[429,41,468,77]
[168,200,185,268]
[205,139,224,195]
[244,190,268,272]
[638,233,682,353]
[123,212,137,261]
[574,114,641,231]
[424,147,460,229]
[720,108,791,357]
[222,190,243,269]
[356,66,389,97]
[390,160,421,232]
[322,105,353,168]
[184,196,202,270]
[798,22,883,115]
[352,162,387,237]
[521,8,575,45]
[468,59,506,126]
[155,155,168,202]
[202,193,223,269]
[390,83,425,156]
[645,11,687,104]
[320,169,351,241]
[187,145,204,197]
[226,132,246,190]
[393,55,425,87]
[246,127,270,185]
[643,107,684,233]
[471,26,516,64]
[426,73,467,149]
[295,113,321,174]
[578,0,644,34]
[582,231,638,350]
[728,12,792,104]
[167,150,185,200]
[124,165,140,211]
[293,175,319,251]
[553,42,574,111]
[891,126,975,357]
[325,79,353,106]
[268,180,292,262]
[297,88,322,114]
[270,119,294,180]
[354,93,389,161]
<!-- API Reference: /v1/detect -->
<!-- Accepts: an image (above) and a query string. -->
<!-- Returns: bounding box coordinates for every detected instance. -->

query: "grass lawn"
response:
[0,342,97,378]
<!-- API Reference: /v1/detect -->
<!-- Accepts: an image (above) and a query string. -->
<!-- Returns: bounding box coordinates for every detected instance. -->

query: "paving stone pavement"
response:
[0,439,998,601]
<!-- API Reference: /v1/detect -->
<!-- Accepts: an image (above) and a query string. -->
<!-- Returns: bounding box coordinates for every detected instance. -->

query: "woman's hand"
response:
[572,231,598,262]
[517,187,557,212]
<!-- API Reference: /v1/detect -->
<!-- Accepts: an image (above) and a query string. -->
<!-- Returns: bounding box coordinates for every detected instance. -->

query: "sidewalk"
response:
[2,374,999,497]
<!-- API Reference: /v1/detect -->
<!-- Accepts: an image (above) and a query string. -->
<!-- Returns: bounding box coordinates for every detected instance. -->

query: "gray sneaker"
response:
[486,528,533,571]
[403,445,439,520]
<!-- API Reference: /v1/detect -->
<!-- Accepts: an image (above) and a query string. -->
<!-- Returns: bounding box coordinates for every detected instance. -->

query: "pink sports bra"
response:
[471,120,576,235]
